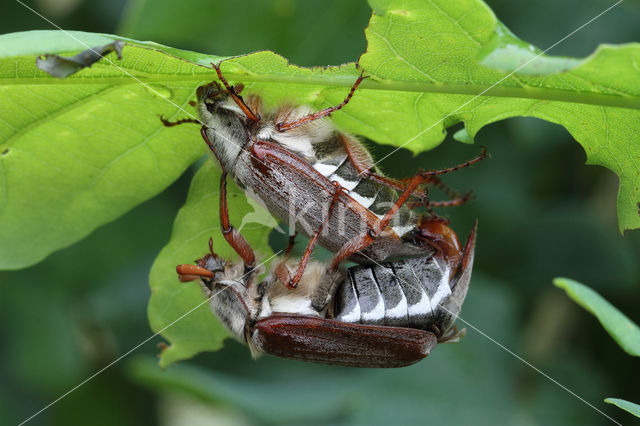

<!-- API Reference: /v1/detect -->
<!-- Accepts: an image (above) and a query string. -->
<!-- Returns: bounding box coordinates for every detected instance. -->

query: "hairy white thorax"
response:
[262,260,337,318]
[265,105,335,160]
[200,88,338,166]
[199,96,248,171]
[203,257,339,346]
[204,262,254,342]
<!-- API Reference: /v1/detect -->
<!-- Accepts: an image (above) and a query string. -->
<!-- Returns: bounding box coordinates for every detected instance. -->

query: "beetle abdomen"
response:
[334,254,454,332]
[311,137,417,237]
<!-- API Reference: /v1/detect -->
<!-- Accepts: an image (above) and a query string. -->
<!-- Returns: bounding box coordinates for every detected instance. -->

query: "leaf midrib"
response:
[4,72,639,111]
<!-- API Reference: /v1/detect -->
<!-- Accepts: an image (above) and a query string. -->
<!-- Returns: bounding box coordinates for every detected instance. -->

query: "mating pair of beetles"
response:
[168,64,485,368]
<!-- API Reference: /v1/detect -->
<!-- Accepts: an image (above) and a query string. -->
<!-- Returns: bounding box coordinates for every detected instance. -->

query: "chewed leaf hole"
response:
[36,40,124,78]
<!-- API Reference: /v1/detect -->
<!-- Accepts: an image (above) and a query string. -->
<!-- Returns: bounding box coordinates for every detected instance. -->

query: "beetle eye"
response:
[202,278,214,292]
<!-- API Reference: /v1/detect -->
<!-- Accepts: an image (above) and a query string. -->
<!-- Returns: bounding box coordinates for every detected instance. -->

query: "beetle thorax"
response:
[202,262,258,343]
[206,280,252,342]
[259,105,336,161]
[199,96,250,172]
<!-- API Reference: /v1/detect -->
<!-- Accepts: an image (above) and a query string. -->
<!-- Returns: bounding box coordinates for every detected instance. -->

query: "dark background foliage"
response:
[1,0,639,424]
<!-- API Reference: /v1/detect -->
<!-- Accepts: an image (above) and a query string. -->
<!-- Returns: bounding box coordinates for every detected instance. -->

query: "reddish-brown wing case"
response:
[253,314,437,368]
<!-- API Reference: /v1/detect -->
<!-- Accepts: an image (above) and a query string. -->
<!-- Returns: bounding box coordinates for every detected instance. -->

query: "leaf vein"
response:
[426,0,482,47]
[2,85,118,148]
[368,29,440,83]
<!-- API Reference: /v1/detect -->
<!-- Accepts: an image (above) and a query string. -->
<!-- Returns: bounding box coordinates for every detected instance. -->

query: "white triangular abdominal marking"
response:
[335,279,361,323]
[351,268,386,324]
[329,174,359,192]
[348,191,376,210]
[314,162,340,177]
[428,266,452,312]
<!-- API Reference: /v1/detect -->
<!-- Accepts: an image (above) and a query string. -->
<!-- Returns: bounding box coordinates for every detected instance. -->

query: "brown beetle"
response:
[164,64,485,288]
[176,221,476,368]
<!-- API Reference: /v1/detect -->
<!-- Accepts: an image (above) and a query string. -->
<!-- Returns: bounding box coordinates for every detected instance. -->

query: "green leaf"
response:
[148,160,273,367]
[453,127,474,144]
[0,30,361,269]
[554,278,640,356]
[605,398,640,418]
[0,31,215,269]
[357,0,640,233]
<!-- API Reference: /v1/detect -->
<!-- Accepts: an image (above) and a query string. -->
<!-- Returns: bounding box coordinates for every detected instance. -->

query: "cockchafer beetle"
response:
[163,64,486,288]
[175,220,476,368]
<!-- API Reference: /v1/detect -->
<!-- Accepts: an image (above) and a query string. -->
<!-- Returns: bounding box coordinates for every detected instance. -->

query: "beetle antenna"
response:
[212,63,261,122]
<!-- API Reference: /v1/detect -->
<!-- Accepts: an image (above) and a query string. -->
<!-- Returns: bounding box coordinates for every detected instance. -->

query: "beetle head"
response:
[196,80,260,171]
[176,240,228,289]
[176,242,258,343]
[196,81,226,106]
[195,250,227,291]
[197,80,261,123]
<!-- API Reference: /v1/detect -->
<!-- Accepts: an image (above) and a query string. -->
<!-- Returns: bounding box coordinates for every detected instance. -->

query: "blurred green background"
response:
[2,0,640,424]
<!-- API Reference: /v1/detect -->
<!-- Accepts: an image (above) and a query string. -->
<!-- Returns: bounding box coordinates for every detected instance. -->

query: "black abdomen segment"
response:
[334,255,453,332]
[311,142,417,236]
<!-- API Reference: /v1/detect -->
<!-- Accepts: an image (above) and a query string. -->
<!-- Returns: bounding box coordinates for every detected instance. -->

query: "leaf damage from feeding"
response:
[36,40,124,78]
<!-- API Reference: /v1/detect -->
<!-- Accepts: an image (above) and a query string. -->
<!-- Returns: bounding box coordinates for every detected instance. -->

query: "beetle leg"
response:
[275,73,366,132]
[219,170,256,270]
[338,133,479,209]
[406,177,475,209]
[419,147,488,178]
[429,177,468,202]
[280,182,345,289]
[336,133,375,178]
[338,133,430,201]
[208,236,216,257]
[423,191,474,208]
[284,232,298,256]
[201,125,219,155]
[437,325,467,344]
[345,144,486,210]
[329,174,427,269]
[202,122,256,264]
